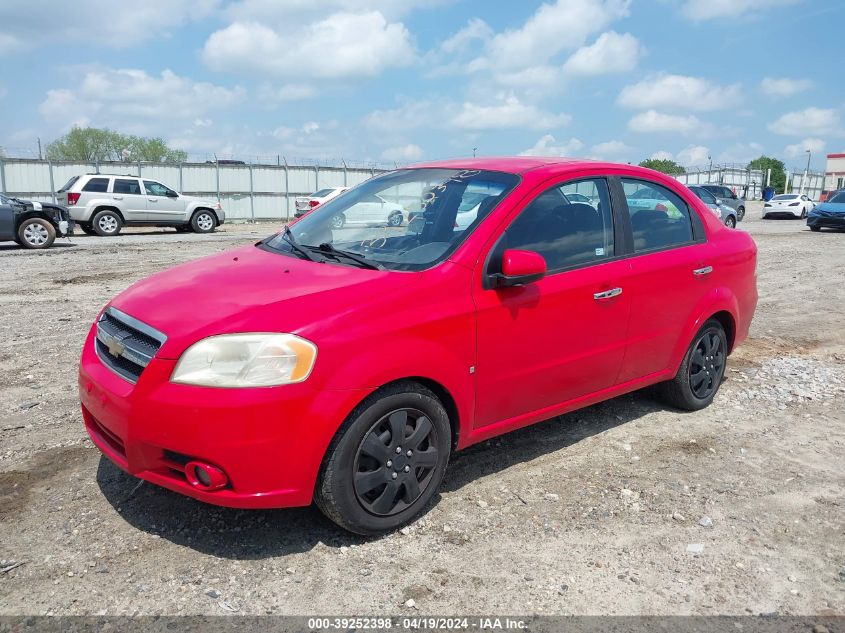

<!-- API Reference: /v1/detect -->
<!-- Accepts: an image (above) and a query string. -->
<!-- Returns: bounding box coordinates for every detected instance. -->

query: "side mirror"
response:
[493,249,547,287]
[166,190,178,198]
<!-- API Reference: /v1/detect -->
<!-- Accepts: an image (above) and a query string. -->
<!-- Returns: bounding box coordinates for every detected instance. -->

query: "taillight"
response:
[67,192,81,205]
[309,200,320,208]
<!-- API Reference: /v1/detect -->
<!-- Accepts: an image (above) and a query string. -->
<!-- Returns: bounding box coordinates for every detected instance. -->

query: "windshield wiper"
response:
[281,225,321,263]
[306,243,385,270]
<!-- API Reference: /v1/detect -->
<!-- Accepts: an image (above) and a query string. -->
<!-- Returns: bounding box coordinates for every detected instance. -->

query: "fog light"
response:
[185,461,228,491]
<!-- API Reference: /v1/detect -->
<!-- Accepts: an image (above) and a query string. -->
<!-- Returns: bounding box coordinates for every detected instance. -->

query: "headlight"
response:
[709,206,721,217]
[171,333,317,388]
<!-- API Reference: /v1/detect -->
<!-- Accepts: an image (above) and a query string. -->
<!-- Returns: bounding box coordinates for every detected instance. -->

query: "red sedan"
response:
[79,158,758,534]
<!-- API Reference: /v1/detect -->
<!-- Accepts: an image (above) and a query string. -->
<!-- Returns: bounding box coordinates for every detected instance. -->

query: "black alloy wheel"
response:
[688,329,725,400]
[353,408,439,516]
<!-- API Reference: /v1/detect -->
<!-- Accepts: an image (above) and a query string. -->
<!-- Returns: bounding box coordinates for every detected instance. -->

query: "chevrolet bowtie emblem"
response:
[103,333,127,357]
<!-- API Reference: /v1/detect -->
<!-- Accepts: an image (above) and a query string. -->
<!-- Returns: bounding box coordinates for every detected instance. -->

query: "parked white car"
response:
[327,193,405,229]
[763,193,815,219]
[294,187,349,218]
[57,174,224,236]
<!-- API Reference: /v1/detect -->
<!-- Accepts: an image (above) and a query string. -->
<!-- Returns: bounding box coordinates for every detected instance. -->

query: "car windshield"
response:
[263,168,519,271]
[828,192,845,203]
[773,194,798,200]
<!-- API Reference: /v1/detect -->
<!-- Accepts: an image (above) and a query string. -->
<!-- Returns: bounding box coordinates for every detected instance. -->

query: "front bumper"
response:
[79,325,369,509]
[807,213,845,229]
[215,209,226,225]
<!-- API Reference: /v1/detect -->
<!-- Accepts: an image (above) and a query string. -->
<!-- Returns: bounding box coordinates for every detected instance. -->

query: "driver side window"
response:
[504,178,614,272]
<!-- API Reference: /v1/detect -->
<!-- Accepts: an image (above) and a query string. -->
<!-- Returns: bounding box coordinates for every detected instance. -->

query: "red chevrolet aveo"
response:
[79,158,757,534]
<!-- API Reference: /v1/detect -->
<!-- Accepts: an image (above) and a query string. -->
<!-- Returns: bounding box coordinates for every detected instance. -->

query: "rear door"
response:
[0,195,15,241]
[615,177,714,383]
[111,178,146,220]
[473,176,633,429]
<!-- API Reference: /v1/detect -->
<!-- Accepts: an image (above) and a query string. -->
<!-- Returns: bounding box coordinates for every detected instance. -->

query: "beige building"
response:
[823,153,845,199]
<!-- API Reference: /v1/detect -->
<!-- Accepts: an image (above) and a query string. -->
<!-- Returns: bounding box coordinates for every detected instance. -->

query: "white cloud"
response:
[628,110,703,135]
[520,135,585,156]
[650,150,674,160]
[440,18,493,54]
[760,77,813,97]
[223,0,440,22]
[676,145,711,167]
[681,0,798,20]
[365,100,438,133]
[258,83,318,104]
[194,118,213,128]
[716,141,764,164]
[0,0,219,49]
[784,138,825,159]
[202,11,415,79]
[451,94,571,130]
[38,68,244,134]
[589,140,633,160]
[475,0,631,71]
[381,144,424,162]
[618,73,741,112]
[768,107,842,137]
[562,31,643,76]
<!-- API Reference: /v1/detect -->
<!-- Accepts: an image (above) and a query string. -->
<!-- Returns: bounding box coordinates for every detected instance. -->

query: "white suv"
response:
[57,174,225,236]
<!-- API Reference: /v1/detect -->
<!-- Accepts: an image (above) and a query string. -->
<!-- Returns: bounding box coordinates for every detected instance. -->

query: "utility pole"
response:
[37,137,42,160]
[803,149,811,194]
[472,147,478,158]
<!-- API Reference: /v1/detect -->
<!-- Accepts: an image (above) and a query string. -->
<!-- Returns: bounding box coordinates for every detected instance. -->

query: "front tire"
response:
[724,215,736,228]
[92,209,122,236]
[315,381,451,535]
[810,225,821,232]
[191,210,216,233]
[330,214,346,230]
[18,218,56,249]
[658,318,727,411]
[387,211,403,227]
[736,206,745,221]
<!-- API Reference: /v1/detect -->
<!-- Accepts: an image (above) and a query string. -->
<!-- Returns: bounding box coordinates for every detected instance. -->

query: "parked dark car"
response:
[807,189,845,232]
[0,193,73,249]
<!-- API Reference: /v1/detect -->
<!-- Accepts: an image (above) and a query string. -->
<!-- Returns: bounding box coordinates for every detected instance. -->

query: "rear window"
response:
[772,194,798,200]
[113,179,141,194]
[829,192,845,203]
[311,189,336,198]
[82,177,110,193]
[58,176,79,193]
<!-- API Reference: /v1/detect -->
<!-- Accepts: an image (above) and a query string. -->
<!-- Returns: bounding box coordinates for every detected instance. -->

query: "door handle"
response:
[112,196,123,200]
[148,198,158,202]
[693,265,713,276]
[593,287,622,300]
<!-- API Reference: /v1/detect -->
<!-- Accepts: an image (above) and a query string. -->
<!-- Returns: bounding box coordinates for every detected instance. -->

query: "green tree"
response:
[45,126,187,163]
[748,155,786,193]
[638,158,686,175]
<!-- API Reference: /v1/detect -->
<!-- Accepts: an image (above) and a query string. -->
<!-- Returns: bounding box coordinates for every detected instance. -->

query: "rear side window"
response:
[82,177,109,193]
[504,177,614,271]
[113,179,142,194]
[622,179,694,252]
[58,176,79,192]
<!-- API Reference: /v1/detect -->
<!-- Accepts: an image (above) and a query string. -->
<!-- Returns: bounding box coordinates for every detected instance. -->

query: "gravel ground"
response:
[1,203,843,616]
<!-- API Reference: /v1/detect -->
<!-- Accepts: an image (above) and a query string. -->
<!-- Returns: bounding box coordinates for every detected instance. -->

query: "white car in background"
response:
[328,193,405,229]
[294,187,349,218]
[763,193,815,219]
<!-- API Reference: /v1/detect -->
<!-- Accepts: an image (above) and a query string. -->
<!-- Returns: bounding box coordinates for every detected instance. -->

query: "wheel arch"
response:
[191,206,220,225]
[14,211,58,230]
[669,288,740,373]
[93,205,125,221]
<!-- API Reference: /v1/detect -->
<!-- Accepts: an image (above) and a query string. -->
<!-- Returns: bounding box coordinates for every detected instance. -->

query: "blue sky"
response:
[0,0,843,170]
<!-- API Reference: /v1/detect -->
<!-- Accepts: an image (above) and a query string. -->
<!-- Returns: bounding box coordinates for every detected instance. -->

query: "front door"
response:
[0,196,15,241]
[143,180,185,222]
[473,176,633,430]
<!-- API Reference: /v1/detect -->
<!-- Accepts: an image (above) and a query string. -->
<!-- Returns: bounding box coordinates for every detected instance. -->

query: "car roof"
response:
[405,156,673,177]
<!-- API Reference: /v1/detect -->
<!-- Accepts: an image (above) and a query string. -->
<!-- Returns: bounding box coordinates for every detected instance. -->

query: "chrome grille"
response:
[94,307,166,383]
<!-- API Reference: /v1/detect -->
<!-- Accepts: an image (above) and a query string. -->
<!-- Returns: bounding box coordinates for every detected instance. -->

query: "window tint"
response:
[113,179,141,195]
[691,186,716,205]
[829,191,845,203]
[82,177,109,193]
[622,179,694,252]
[505,178,614,271]
[144,181,170,196]
[58,176,79,192]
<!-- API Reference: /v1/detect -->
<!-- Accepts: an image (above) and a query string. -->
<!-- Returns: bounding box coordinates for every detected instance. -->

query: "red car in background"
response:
[79,158,758,535]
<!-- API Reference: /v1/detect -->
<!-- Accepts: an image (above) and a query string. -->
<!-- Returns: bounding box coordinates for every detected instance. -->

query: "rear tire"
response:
[18,218,56,249]
[92,209,122,236]
[79,223,97,236]
[387,211,403,227]
[315,381,451,535]
[658,318,727,411]
[810,225,821,232]
[330,214,346,230]
[191,210,216,233]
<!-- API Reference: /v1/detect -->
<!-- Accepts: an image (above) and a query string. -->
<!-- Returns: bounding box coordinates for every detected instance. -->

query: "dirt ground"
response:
[1,202,843,616]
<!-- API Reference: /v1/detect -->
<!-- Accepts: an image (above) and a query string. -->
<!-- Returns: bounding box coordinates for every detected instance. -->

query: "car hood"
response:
[813,202,845,214]
[108,244,405,358]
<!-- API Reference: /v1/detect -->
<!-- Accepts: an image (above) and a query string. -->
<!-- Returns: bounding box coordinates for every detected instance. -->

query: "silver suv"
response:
[57,174,225,236]
[700,184,745,221]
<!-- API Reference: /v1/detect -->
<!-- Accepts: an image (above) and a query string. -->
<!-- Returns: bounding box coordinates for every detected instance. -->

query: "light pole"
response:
[803,149,812,194]
[708,155,713,179]
[472,147,478,158]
